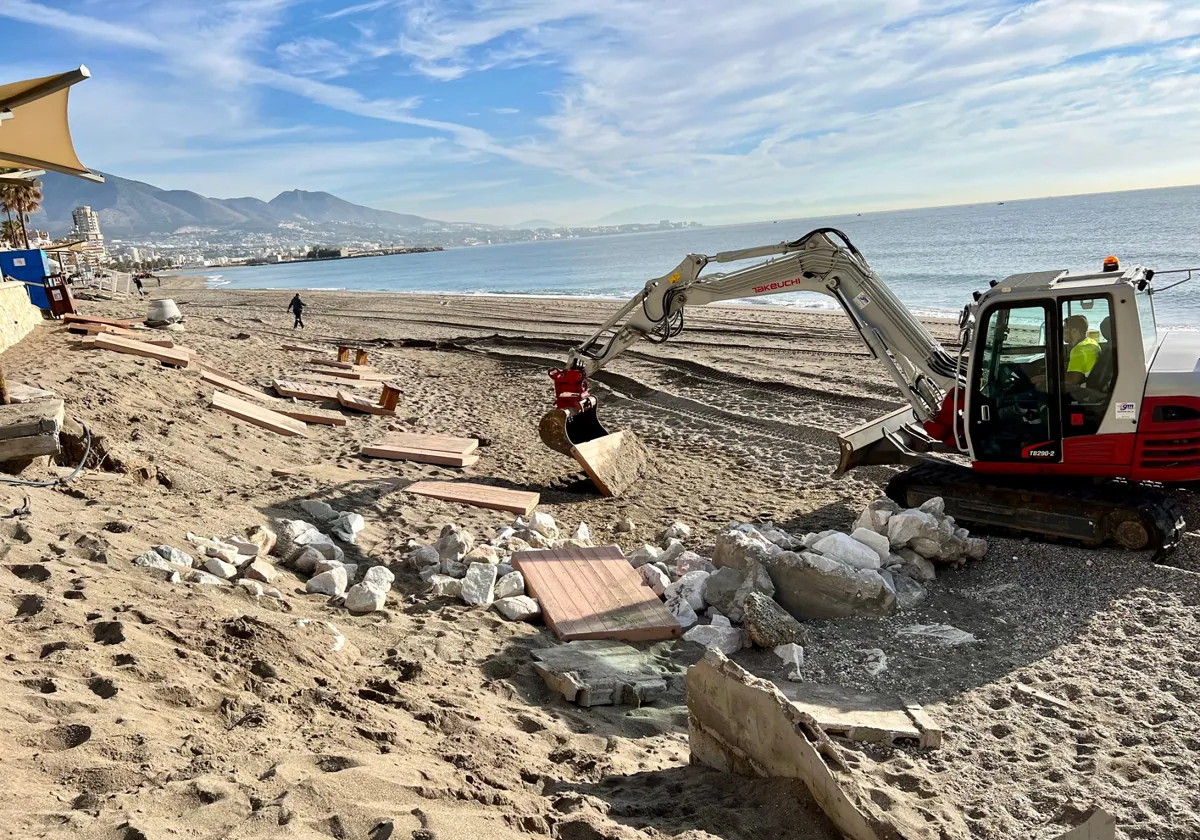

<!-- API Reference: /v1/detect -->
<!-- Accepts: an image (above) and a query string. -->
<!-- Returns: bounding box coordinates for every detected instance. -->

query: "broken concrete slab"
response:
[761,550,895,620]
[532,639,670,707]
[774,682,942,749]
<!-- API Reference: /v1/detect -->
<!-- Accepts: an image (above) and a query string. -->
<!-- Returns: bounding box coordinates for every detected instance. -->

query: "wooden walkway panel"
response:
[273,379,340,401]
[378,432,478,456]
[337,390,395,415]
[200,369,266,401]
[406,480,538,515]
[281,342,325,353]
[63,313,141,329]
[93,334,192,368]
[307,367,391,381]
[210,390,309,438]
[276,404,347,427]
[514,546,681,642]
[361,444,478,467]
[295,373,372,388]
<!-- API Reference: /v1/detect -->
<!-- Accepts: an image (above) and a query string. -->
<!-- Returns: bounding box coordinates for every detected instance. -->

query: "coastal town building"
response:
[70,204,108,264]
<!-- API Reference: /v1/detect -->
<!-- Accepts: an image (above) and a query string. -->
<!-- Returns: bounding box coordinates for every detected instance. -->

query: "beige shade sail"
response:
[0,66,102,182]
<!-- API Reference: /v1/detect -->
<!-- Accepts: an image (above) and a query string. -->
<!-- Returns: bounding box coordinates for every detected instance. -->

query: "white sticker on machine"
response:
[855,292,870,308]
[1115,401,1137,420]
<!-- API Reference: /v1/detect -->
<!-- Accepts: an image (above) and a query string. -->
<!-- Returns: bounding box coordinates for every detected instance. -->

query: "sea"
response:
[190,185,1200,327]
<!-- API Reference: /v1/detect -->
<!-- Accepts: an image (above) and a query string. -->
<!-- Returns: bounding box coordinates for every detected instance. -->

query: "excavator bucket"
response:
[538,405,648,497]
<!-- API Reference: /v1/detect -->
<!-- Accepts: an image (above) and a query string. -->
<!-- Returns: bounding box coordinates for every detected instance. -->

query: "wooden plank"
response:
[361,444,478,467]
[210,390,309,438]
[67,323,175,347]
[513,546,681,643]
[276,404,348,427]
[307,358,364,370]
[50,466,123,483]
[305,367,390,381]
[272,379,340,401]
[199,369,266,401]
[902,698,943,749]
[378,432,478,456]
[295,372,372,388]
[0,400,65,441]
[63,313,141,329]
[406,480,538,515]
[1014,683,1075,711]
[0,434,60,460]
[337,390,396,416]
[571,431,648,497]
[93,334,192,368]
[281,343,325,353]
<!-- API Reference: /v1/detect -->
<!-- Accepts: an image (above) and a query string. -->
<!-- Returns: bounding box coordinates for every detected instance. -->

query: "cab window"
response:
[1135,286,1157,361]
[1059,295,1116,437]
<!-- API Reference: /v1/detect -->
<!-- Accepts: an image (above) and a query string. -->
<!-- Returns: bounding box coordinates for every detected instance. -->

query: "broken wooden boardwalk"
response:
[92,334,193,368]
[406,480,538,515]
[513,546,682,643]
[361,432,479,466]
[210,390,309,438]
[337,390,395,415]
[273,379,340,401]
[0,399,65,461]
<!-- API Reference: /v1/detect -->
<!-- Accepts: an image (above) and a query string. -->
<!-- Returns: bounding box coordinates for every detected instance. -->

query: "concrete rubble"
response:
[494,595,540,621]
[461,562,498,607]
[532,639,671,707]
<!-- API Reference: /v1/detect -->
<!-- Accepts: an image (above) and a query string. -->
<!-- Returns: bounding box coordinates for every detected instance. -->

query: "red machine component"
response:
[548,368,594,412]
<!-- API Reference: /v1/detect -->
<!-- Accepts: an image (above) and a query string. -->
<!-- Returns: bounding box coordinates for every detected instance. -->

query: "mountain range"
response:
[28,172,460,238]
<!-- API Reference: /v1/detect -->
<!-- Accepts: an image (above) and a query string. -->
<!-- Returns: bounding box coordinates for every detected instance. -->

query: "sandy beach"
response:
[1,274,1198,840]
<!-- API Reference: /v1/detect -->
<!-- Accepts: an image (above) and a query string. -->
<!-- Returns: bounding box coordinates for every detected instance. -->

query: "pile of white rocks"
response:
[271,509,394,614]
[132,523,286,600]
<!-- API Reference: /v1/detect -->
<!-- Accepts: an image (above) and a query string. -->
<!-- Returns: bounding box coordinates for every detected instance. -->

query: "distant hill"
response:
[28,172,458,237]
[514,219,559,230]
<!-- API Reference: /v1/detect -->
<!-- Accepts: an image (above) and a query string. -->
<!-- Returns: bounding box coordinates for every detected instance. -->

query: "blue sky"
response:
[1,0,1198,225]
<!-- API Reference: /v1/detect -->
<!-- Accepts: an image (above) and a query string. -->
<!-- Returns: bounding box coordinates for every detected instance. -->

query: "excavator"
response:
[539,228,1198,554]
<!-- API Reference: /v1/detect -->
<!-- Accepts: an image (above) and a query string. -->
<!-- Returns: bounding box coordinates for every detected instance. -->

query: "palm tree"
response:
[0,218,20,247]
[8,181,42,248]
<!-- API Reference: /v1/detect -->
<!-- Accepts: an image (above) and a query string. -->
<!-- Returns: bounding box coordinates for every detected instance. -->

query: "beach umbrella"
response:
[0,66,103,183]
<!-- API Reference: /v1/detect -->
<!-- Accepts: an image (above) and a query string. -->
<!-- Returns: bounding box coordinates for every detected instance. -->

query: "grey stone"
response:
[703,561,774,623]
[494,595,540,621]
[659,521,692,544]
[896,548,936,582]
[812,532,881,570]
[712,527,775,572]
[899,623,976,645]
[203,556,238,580]
[627,544,663,568]
[573,522,591,543]
[426,574,463,599]
[306,567,347,597]
[247,524,277,556]
[525,512,558,539]
[152,545,195,568]
[850,527,891,564]
[861,648,888,676]
[532,639,669,707]
[134,551,177,572]
[613,517,635,534]
[893,575,927,611]
[330,512,366,544]
[277,520,343,565]
[495,563,514,578]
[675,550,716,576]
[494,570,525,599]
[760,550,896,620]
[292,546,326,574]
[223,536,260,556]
[684,624,747,654]
[205,544,241,565]
[189,569,230,586]
[362,565,395,590]
[664,570,709,611]
[918,496,946,518]
[344,582,387,614]
[910,537,942,559]
[659,538,686,566]
[262,587,283,600]
[742,591,807,648]
[666,591,698,628]
[886,510,940,548]
[300,499,337,521]
[966,537,988,560]
[243,559,278,585]
[442,558,468,578]
[465,544,500,564]
[237,579,264,597]
[435,525,475,563]
[638,564,670,596]
[407,544,440,570]
[854,498,900,534]
[461,563,498,606]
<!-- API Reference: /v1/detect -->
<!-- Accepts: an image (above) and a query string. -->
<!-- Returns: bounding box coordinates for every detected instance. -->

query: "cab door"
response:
[969,302,1062,463]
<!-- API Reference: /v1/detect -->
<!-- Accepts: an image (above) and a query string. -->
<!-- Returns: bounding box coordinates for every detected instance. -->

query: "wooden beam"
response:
[93,334,193,368]
[66,323,175,347]
[405,480,538,515]
[307,358,359,370]
[281,343,325,353]
[294,373,372,388]
[361,444,479,467]
[305,367,389,381]
[0,399,65,440]
[199,369,266,401]
[273,379,340,401]
[0,433,60,460]
[378,432,478,456]
[210,390,309,437]
[337,390,396,416]
[276,404,348,427]
[63,313,141,329]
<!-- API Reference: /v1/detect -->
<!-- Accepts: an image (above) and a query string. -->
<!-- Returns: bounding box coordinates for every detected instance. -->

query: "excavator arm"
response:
[540,229,967,489]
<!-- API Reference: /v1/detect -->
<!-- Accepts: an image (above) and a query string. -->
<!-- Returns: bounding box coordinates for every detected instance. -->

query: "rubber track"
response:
[887,460,1186,556]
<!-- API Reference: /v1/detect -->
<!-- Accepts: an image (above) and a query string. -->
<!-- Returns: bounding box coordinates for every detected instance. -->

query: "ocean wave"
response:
[204,275,230,288]
[305,286,347,291]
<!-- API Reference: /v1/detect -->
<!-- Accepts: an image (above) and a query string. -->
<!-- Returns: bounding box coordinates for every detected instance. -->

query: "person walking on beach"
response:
[288,293,306,329]
[133,275,145,299]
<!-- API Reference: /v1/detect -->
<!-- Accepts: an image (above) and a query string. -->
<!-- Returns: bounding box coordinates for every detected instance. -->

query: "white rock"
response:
[918,497,946,518]
[133,551,177,572]
[638,564,670,596]
[494,571,525,599]
[627,544,663,568]
[710,613,731,628]
[899,623,977,645]
[684,624,747,655]
[494,595,540,621]
[664,570,709,611]
[435,525,475,563]
[306,567,348,597]
[203,556,238,579]
[300,499,337,521]
[886,510,940,548]
[345,582,387,613]
[247,524,277,556]
[330,512,366,544]
[812,532,882,570]
[461,563,498,606]
[966,537,988,560]
[278,520,343,565]
[527,512,558,539]
[897,549,936,582]
[465,544,500,564]
[189,570,230,586]
[262,587,283,600]
[666,592,698,628]
[408,544,440,570]
[292,546,326,574]
[206,544,241,565]
[675,551,716,576]
[362,565,395,590]
[850,527,891,564]
[573,522,591,543]
[910,537,942,559]
[774,642,805,680]
[518,529,550,549]
[893,575,927,610]
[613,517,635,533]
[659,521,692,544]
[152,545,195,568]
[659,538,686,566]
[861,648,888,676]
[758,527,801,550]
[427,574,463,599]
[237,579,264,597]
[296,618,345,653]
[246,556,278,583]
[223,536,260,556]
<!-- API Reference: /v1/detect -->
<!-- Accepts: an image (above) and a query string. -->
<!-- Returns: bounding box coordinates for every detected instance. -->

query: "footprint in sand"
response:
[30,723,92,752]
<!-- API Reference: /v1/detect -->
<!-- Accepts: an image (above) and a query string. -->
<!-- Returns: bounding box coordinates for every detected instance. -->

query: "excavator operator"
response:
[1063,314,1101,386]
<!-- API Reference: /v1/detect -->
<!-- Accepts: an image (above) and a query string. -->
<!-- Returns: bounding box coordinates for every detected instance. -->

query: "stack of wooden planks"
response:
[0,399,65,462]
[405,480,539,515]
[67,322,176,347]
[63,313,141,330]
[337,390,395,415]
[361,432,479,467]
[88,334,193,368]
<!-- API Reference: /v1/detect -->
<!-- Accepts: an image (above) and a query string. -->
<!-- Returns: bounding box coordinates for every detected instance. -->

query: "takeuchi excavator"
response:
[539,228,1199,554]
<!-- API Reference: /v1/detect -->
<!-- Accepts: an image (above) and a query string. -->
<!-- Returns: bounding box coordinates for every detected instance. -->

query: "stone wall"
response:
[0,282,44,353]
